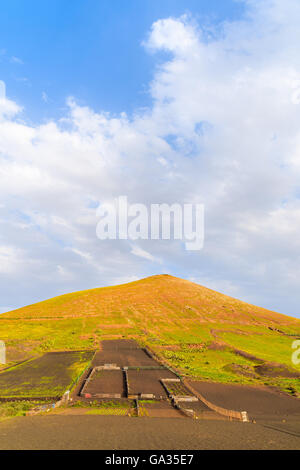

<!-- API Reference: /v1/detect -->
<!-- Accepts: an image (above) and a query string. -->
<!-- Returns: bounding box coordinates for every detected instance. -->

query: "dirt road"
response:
[0,415,299,450]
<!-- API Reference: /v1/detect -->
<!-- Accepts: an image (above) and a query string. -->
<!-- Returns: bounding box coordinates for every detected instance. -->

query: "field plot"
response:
[93,348,158,367]
[83,370,125,397]
[0,351,93,399]
[66,399,134,416]
[128,369,176,398]
[101,339,141,350]
[187,380,300,422]
[178,401,223,420]
[138,400,183,418]
[161,380,194,398]
[86,408,130,416]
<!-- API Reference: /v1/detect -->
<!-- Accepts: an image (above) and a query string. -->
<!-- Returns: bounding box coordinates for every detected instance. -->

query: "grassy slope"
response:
[1,275,300,394]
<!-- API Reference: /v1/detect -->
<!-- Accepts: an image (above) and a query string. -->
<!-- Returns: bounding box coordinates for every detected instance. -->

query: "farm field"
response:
[0,275,300,395]
[92,348,158,367]
[161,380,194,398]
[80,340,183,403]
[101,339,141,350]
[0,351,94,399]
[187,380,300,422]
[0,338,299,449]
[83,370,125,397]
[65,399,135,417]
[127,369,176,398]
[138,400,184,418]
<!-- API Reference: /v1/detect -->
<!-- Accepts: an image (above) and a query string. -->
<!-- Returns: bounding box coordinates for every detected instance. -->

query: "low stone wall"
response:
[123,369,129,397]
[173,401,195,418]
[72,350,97,399]
[85,393,122,399]
[162,378,181,383]
[95,364,120,370]
[79,367,95,397]
[182,379,249,422]
[0,357,34,373]
[135,399,140,417]
[175,396,198,402]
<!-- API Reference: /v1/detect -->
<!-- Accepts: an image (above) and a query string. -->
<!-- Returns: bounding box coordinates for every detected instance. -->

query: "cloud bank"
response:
[0,0,300,316]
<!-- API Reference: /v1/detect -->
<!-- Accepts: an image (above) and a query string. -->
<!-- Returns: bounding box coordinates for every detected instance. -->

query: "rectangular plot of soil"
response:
[162,381,194,397]
[128,369,177,398]
[101,339,140,350]
[93,349,158,367]
[188,380,300,420]
[84,370,125,397]
[139,401,184,418]
[180,401,211,412]
[0,351,94,398]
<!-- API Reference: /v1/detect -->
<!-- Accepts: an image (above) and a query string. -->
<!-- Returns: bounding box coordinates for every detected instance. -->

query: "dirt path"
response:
[0,415,299,449]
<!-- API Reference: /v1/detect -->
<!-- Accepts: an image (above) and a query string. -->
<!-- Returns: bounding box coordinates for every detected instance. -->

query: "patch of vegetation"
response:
[85,408,129,416]
[0,400,51,420]
[139,399,159,404]
[72,399,131,409]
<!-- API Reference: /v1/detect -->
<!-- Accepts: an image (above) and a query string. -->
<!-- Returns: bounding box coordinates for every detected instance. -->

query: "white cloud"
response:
[144,15,199,55]
[0,0,300,316]
[0,85,21,119]
[0,81,5,99]
[130,245,160,263]
[10,56,23,65]
[0,245,22,274]
[42,91,49,103]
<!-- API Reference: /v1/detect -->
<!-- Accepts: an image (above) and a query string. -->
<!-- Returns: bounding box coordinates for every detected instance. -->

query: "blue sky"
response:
[1,0,244,121]
[1,0,300,318]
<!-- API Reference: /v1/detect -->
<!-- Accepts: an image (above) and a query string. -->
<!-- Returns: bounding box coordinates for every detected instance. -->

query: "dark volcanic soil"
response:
[92,349,158,367]
[0,415,299,449]
[0,351,94,398]
[139,400,184,418]
[128,369,176,398]
[101,339,141,350]
[188,380,300,421]
[254,363,300,378]
[84,370,125,396]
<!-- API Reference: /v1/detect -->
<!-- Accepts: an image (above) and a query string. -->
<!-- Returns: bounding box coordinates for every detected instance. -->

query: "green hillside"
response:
[1,275,300,395]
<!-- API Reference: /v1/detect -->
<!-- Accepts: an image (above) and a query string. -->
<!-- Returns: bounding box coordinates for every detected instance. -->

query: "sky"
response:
[0,0,300,318]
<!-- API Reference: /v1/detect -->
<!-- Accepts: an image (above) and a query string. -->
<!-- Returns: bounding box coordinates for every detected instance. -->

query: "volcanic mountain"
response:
[1,275,300,394]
